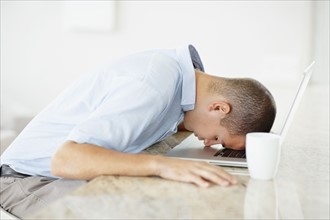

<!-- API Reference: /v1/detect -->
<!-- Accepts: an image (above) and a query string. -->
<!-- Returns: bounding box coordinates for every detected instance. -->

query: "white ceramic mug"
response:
[246,132,281,180]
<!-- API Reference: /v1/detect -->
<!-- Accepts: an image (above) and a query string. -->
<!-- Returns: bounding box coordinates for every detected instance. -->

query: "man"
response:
[0,44,276,218]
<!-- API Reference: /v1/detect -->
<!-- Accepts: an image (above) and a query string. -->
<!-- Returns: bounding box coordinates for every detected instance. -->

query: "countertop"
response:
[30,85,329,219]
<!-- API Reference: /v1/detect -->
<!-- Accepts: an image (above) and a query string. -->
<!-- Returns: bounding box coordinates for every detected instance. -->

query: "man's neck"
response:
[195,70,212,99]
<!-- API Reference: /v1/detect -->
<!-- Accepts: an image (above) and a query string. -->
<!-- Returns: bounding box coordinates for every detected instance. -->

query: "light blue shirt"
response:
[1,45,204,177]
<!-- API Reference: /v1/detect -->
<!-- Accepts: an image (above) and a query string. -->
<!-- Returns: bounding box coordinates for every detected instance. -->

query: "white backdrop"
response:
[1,1,329,124]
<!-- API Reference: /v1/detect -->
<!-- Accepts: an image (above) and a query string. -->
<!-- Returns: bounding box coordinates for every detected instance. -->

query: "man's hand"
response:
[52,141,237,188]
[155,156,237,188]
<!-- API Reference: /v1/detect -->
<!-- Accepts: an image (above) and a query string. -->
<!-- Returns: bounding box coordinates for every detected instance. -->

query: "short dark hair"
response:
[208,77,276,135]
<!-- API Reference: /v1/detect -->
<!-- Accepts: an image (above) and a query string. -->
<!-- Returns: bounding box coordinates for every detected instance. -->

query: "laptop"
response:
[166,62,315,168]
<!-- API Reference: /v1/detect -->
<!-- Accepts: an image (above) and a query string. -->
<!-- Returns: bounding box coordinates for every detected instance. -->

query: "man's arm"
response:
[51,141,237,187]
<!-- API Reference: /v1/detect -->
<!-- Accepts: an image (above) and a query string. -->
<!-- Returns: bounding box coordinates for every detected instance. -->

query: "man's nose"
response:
[204,139,217,146]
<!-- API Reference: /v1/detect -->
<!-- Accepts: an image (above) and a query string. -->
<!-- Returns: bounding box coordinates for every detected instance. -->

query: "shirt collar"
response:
[176,44,205,112]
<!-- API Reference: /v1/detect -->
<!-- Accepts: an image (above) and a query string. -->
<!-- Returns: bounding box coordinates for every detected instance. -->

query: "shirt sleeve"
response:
[66,77,167,152]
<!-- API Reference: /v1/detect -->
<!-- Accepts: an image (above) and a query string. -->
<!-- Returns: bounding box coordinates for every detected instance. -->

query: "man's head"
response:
[183,70,276,150]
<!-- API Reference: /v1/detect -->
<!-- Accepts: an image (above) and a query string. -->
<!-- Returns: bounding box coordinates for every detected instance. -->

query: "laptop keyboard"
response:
[214,148,246,158]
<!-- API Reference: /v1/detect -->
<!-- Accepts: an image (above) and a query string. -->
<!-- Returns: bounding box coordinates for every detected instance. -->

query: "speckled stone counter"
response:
[30,85,329,219]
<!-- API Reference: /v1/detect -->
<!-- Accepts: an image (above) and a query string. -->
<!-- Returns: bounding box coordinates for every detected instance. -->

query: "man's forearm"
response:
[51,141,237,188]
[51,141,161,180]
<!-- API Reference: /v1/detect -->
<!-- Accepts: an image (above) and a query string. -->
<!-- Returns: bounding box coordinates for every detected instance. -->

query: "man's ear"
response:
[209,101,231,116]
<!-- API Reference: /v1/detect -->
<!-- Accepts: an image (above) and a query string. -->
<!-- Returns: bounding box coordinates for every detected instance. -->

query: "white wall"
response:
[312,0,330,85]
[1,1,328,125]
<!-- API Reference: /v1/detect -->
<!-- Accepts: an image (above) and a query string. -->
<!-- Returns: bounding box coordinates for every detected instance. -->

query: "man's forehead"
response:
[225,135,246,149]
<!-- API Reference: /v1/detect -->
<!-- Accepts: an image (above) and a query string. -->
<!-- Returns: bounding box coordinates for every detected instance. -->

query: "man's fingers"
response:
[193,163,237,185]
[191,167,229,186]
[157,157,237,188]
[186,173,210,188]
